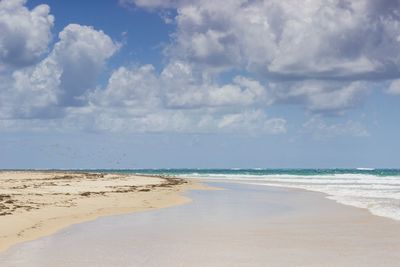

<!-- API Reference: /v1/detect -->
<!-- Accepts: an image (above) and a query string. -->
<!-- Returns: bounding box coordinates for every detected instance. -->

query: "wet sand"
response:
[0,171,200,252]
[1,182,400,266]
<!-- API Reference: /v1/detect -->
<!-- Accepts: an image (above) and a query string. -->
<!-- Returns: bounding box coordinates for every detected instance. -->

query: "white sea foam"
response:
[181,173,400,221]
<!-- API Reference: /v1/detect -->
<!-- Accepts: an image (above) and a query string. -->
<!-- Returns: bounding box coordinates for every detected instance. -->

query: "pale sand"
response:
[0,171,202,252]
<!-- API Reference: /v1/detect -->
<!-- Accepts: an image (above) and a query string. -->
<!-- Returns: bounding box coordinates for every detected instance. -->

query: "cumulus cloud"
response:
[2,0,397,137]
[87,61,282,134]
[1,23,119,119]
[0,0,282,135]
[51,24,119,106]
[115,0,400,116]
[130,0,400,81]
[0,0,54,67]
[92,65,162,110]
[272,80,368,113]
[161,61,271,108]
[92,61,271,110]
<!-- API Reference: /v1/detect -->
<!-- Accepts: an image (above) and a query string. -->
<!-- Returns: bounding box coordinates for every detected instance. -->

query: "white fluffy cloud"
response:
[87,61,283,134]
[131,0,400,80]
[50,24,119,106]
[161,61,271,108]
[0,0,54,67]
[1,24,119,119]
[92,65,161,109]
[272,80,368,113]
[92,61,271,110]
[118,0,400,115]
[0,0,284,135]
[2,0,397,137]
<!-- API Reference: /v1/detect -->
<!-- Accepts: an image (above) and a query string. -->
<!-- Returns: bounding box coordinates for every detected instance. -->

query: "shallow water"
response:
[171,170,400,221]
[93,169,400,221]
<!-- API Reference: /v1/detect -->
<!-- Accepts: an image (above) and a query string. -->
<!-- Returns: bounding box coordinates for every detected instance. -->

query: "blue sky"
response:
[0,0,399,169]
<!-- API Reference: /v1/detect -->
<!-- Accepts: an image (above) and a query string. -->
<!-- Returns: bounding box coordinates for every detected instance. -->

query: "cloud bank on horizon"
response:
[0,0,399,136]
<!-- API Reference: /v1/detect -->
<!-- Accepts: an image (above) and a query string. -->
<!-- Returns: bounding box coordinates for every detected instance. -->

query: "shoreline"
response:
[0,171,203,252]
[199,178,400,222]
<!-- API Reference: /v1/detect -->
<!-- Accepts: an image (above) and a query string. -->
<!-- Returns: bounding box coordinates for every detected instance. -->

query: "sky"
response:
[0,0,399,169]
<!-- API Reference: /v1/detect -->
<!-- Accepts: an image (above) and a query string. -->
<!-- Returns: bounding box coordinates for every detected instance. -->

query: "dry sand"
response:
[0,171,199,252]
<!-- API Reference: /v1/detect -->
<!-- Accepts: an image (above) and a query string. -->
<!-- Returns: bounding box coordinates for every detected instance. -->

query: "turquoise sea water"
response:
[91,168,400,221]
[94,168,400,177]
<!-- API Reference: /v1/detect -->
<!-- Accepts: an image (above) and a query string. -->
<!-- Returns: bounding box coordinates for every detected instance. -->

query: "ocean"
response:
[99,169,400,221]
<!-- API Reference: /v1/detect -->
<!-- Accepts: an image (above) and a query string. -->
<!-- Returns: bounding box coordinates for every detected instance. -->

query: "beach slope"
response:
[0,171,196,251]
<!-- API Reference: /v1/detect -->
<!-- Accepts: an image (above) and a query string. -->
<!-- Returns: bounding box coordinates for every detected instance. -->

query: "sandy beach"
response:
[1,181,400,266]
[2,0,399,265]
[0,171,200,252]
